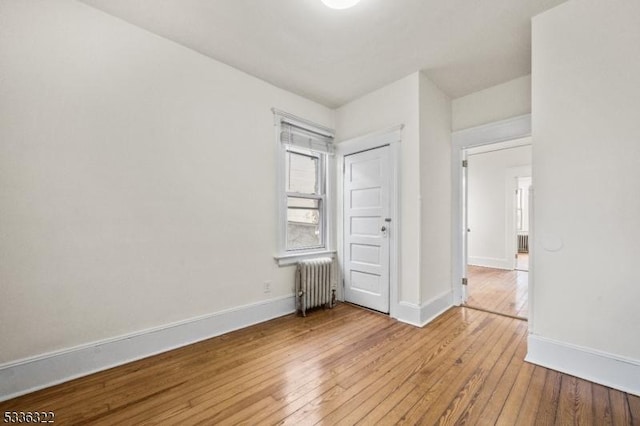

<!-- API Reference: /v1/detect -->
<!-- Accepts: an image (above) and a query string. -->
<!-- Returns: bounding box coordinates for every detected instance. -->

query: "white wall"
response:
[0,0,333,365]
[452,75,531,131]
[418,73,452,305]
[532,0,640,362]
[467,145,531,270]
[335,73,421,305]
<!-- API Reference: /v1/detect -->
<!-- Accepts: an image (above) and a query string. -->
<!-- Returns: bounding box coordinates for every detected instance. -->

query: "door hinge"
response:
[462,277,468,286]
[462,160,468,168]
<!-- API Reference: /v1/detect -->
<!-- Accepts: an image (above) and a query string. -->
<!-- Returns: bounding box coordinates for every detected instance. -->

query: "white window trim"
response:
[272,109,336,266]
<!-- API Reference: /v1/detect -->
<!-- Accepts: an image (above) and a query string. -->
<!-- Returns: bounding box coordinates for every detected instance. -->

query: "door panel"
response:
[350,244,380,265]
[344,146,390,313]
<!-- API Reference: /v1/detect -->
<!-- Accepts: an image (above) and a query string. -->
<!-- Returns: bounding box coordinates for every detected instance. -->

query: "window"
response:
[286,149,324,250]
[273,109,334,263]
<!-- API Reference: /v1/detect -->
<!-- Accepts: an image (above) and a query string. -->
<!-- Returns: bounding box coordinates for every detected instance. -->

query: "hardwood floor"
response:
[466,265,528,319]
[516,252,529,271]
[2,304,638,425]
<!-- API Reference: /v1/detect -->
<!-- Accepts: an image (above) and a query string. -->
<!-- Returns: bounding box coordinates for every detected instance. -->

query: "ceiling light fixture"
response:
[321,0,360,10]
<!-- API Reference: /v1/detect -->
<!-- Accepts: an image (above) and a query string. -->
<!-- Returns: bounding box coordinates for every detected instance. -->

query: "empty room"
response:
[1,0,639,424]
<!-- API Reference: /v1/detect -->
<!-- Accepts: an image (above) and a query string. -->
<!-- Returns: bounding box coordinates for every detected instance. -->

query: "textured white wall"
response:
[532,0,640,359]
[452,75,531,131]
[0,0,332,364]
[467,146,532,269]
[335,73,421,304]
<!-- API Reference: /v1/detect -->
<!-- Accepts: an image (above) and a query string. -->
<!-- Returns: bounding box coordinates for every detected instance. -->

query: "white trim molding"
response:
[452,114,531,148]
[0,295,296,402]
[526,334,640,396]
[274,250,336,266]
[271,108,334,138]
[395,291,453,328]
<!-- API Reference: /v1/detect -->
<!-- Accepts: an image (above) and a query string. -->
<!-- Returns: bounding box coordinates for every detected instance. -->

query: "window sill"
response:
[274,250,336,267]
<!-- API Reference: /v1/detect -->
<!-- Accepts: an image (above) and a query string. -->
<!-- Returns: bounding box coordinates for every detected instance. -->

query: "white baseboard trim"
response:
[468,256,512,270]
[420,291,454,326]
[0,295,296,402]
[526,334,640,397]
[395,302,422,326]
[395,291,453,328]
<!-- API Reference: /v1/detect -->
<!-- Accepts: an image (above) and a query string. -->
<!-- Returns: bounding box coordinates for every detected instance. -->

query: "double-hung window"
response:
[274,110,334,264]
[286,148,325,250]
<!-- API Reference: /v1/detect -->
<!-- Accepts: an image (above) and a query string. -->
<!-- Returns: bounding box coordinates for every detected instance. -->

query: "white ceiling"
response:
[80,0,566,108]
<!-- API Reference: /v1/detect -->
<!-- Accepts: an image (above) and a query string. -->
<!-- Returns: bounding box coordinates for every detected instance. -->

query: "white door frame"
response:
[336,125,402,319]
[451,114,532,312]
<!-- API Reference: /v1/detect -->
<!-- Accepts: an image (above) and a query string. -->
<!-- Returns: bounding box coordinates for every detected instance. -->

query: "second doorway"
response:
[464,142,531,319]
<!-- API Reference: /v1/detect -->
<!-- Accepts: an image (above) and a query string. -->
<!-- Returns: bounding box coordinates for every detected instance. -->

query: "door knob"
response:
[381,226,387,232]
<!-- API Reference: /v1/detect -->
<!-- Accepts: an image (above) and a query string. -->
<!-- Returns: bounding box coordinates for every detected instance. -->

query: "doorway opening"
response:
[515,176,531,272]
[463,141,531,320]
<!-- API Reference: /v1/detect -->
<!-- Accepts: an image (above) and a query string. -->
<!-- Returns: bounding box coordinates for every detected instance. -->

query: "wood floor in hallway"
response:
[467,264,529,318]
[516,252,529,271]
[2,304,639,425]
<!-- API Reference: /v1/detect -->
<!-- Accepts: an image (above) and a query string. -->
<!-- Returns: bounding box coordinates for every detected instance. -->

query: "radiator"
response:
[295,257,335,317]
[518,234,529,253]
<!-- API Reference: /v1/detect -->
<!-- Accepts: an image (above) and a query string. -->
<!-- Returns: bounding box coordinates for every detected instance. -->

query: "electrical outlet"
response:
[263,281,271,293]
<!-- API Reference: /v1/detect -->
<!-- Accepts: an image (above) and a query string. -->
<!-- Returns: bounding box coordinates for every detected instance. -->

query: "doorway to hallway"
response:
[466,266,528,318]
[515,176,531,272]
[463,142,531,320]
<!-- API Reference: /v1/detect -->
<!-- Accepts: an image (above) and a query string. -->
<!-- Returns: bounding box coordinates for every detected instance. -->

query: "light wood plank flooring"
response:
[467,265,529,319]
[516,252,529,271]
[2,304,638,425]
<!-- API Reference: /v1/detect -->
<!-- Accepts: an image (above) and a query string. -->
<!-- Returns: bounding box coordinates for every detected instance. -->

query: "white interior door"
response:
[343,146,390,313]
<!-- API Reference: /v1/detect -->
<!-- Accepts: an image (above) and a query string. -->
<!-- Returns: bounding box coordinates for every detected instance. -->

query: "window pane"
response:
[286,150,318,194]
[287,197,321,249]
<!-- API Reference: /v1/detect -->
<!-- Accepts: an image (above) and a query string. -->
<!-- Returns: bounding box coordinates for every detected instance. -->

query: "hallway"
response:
[466,265,528,319]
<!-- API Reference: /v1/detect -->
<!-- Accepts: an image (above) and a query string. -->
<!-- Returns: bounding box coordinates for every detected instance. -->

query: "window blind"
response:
[280,121,334,154]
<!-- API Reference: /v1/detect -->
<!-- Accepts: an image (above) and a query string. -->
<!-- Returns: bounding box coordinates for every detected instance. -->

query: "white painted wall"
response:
[0,0,333,365]
[418,73,452,305]
[532,0,640,360]
[467,145,531,270]
[335,73,421,305]
[452,75,531,131]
